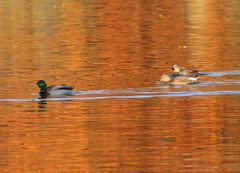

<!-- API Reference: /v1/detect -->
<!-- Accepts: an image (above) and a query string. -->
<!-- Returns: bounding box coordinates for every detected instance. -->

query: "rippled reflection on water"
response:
[0,0,240,172]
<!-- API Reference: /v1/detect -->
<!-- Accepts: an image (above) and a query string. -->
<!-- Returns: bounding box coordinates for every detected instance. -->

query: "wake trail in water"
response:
[202,70,240,77]
[0,90,239,102]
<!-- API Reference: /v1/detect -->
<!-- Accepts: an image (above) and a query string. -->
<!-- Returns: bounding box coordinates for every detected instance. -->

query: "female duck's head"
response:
[37,80,47,89]
[160,74,171,82]
[172,64,180,72]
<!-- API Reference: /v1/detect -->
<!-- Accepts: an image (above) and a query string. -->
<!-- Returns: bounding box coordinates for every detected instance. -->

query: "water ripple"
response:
[202,70,240,76]
[0,90,239,102]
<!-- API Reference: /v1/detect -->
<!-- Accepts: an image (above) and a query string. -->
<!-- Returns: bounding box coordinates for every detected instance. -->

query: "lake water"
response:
[0,1,240,172]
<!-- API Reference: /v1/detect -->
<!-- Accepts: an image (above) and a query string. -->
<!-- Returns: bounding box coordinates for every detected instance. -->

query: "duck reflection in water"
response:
[36,80,74,99]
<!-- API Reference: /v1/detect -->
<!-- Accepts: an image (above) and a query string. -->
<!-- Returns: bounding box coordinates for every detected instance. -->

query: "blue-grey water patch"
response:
[0,90,239,102]
[202,70,240,76]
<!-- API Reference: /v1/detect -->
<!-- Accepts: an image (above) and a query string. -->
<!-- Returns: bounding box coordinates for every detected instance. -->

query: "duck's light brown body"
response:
[160,74,198,85]
[172,64,199,77]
